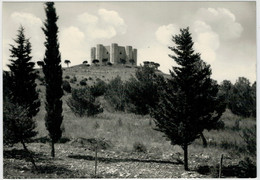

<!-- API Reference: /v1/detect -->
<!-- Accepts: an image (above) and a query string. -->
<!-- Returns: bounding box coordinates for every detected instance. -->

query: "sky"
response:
[2,1,257,84]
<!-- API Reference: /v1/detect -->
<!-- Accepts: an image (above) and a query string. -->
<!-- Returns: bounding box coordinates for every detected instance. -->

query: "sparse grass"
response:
[8,65,255,178]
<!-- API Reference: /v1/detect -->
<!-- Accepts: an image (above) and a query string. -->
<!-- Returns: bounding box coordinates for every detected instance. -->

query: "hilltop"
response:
[37,64,170,87]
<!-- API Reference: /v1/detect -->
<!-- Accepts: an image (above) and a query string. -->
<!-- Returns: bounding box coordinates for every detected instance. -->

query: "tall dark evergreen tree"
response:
[7,26,40,118]
[4,26,39,169]
[42,2,63,158]
[151,28,225,170]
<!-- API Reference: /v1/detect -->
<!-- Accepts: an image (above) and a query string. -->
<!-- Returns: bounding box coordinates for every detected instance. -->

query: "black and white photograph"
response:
[2,1,257,178]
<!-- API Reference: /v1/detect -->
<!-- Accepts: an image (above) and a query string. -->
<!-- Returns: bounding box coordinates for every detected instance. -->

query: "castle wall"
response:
[133,49,137,65]
[91,47,96,61]
[118,46,127,63]
[110,43,118,64]
[96,44,104,62]
[126,46,133,63]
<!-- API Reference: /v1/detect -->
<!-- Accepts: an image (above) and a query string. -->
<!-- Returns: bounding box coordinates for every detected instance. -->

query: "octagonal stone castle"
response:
[91,43,137,65]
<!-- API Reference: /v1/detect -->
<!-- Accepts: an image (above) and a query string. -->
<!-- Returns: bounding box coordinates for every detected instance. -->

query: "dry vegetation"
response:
[4,65,256,178]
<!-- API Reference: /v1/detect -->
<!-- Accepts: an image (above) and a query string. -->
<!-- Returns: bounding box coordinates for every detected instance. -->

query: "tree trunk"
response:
[200,132,208,148]
[21,140,38,170]
[51,140,55,158]
[183,143,189,171]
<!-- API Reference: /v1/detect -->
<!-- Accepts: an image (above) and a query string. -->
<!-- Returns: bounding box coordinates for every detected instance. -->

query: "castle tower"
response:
[110,43,118,64]
[96,44,104,61]
[126,46,133,63]
[91,47,96,61]
[133,48,137,65]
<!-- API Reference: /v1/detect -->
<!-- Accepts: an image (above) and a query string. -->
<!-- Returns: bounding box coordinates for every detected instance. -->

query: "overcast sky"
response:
[2,1,257,84]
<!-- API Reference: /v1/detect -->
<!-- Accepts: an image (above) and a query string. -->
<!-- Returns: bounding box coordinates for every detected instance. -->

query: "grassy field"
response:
[3,65,256,178]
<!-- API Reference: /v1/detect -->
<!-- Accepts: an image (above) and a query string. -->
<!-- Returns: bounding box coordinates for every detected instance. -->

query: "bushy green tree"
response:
[42,2,63,158]
[3,98,38,169]
[7,26,40,118]
[105,76,127,111]
[126,66,161,115]
[229,77,254,117]
[67,87,103,117]
[218,80,233,107]
[90,80,107,97]
[151,28,225,170]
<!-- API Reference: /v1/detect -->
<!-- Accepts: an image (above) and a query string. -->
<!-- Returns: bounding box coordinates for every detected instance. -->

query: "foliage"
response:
[3,98,37,146]
[120,58,126,64]
[240,125,256,156]
[64,60,71,67]
[80,80,87,86]
[150,27,225,170]
[104,76,127,111]
[62,80,71,93]
[129,59,135,65]
[7,26,40,118]
[218,80,232,108]
[70,76,77,83]
[67,87,103,117]
[92,59,99,65]
[42,2,63,157]
[65,75,70,79]
[229,77,255,117]
[90,80,107,97]
[125,66,161,115]
[37,61,44,68]
[133,142,147,153]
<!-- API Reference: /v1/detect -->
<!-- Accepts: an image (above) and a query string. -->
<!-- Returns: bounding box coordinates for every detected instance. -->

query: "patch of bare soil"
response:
[3,141,241,178]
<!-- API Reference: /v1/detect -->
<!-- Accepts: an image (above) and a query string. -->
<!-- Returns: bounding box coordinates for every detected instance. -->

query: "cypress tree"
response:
[42,2,63,158]
[151,27,225,170]
[7,26,40,118]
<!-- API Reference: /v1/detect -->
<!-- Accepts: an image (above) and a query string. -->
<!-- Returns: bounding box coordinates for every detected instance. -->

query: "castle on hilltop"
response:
[91,43,137,65]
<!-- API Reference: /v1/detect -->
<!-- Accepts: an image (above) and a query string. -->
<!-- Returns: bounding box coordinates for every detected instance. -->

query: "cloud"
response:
[195,8,243,40]
[192,20,220,63]
[138,43,177,74]
[11,12,42,26]
[77,9,127,40]
[59,26,88,65]
[4,12,45,69]
[155,24,179,45]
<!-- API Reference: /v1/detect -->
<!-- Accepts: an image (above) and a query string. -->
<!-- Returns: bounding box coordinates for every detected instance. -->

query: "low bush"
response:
[62,80,71,93]
[133,142,147,153]
[70,76,77,83]
[65,75,70,79]
[80,80,87,86]
[67,87,103,117]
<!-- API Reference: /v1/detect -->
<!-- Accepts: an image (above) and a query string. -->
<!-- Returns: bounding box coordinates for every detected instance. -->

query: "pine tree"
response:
[4,26,39,169]
[42,2,63,158]
[151,27,225,170]
[7,26,40,118]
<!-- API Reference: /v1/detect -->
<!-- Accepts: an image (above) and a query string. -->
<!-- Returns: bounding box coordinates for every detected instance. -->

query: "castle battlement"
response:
[91,43,137,65]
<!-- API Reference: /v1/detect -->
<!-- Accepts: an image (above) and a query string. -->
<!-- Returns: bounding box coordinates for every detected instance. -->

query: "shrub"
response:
[90,80,107,97]
[133,142,147,153]
[237,157,256,178]
[80,80,87,86]
[65,75,70,79]
[104,76,128,111]
[62,80,71,93]
[118,118,123,127]
[70,76,77,83]
[67,87,103,117]
[240,126,256,156]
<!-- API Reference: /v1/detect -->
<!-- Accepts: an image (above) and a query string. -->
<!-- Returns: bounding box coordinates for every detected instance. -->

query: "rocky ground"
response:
[3,138,243,179]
